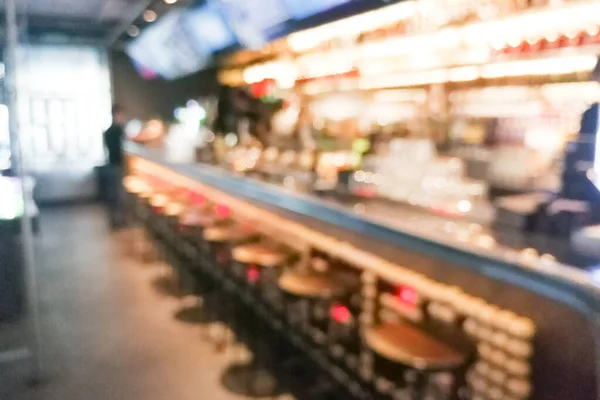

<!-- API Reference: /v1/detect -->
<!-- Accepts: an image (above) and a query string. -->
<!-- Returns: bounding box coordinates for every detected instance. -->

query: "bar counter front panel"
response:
[126,143,600,400]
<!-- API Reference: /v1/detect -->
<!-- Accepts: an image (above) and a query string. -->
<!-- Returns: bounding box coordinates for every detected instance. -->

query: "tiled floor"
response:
[0,205,255,400]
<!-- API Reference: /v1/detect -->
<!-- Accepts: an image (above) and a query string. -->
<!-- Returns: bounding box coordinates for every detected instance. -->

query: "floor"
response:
[0,205,256,400]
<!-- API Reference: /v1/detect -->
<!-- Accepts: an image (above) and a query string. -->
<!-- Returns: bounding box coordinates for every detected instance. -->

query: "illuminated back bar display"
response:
[214,0,600,226]
[230,0,600,85]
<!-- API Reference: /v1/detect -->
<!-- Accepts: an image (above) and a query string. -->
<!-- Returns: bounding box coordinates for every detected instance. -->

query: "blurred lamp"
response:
[127,26,140,37]
[143,10,157,22]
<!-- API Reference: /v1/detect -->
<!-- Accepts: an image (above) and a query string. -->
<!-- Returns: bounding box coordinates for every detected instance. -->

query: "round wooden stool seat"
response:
[149,193,169,209]
[179,208,215,227]
[123,176,148,194]
[232,244,288,267]
[278,272,344,298]
[203,224,253,243]
[164,202,185,218]
[139,188,153,200]
[365,323,466,371]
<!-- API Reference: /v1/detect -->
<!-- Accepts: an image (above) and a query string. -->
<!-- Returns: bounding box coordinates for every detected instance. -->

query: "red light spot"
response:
[216,204,230,219]
[397,286,418,307]
[331,304,351,324]
[138,65,156,80]
[247,266,259,283]
[191,193,206,204]
[354,187,377,198]
[177,189,191,202]
[152,206,163,214]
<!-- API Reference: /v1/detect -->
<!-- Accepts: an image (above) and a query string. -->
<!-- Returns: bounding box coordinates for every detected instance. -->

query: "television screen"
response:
[212,0,360,48]
[126,38,158,77]
[127,10,210,79]
[211,0,290,49]
[281,0,351,19]
[182,3,236,54]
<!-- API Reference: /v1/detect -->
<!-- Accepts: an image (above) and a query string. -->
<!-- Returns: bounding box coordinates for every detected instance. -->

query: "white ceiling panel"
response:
[27,0,104,19]
[100,0,142,21]
[25,0,138,21]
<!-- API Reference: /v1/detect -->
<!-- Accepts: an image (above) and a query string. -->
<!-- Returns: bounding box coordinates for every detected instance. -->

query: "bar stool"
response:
[220,241,293,398]
[147,192,168,232]
[277,269,350,398]
[137,187,156,262]
[122,176,149,257]
[365,322,470,399]
[202,222,256,351]
[137,186,154,220]
[163,202,194,295]
[176,205,219,298]
[164,202,186,230]
[148,193,172,260]
[231,241,291,307]
[122,176,148,224]
[163,201,189,259]
[278,271,345,334]
[170,204,221,327]
[179,206,218,263]
[203,222,256,278]
[146,193,191,299]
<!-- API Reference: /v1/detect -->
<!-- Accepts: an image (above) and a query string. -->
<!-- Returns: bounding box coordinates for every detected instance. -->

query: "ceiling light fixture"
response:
[143,10,157,22]
[164,0,177,4]
[127,26,140,37]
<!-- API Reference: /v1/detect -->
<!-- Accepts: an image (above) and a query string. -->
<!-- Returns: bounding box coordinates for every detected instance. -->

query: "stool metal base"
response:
[173,304,210,325]
[151,274,184,298]
[220,362,281,398]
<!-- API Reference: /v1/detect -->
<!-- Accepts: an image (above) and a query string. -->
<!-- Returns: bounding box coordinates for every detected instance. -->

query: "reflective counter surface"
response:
[125,142,600,315]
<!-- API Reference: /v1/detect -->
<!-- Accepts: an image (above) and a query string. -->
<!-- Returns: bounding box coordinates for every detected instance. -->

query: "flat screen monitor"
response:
[127,10,210,79]
[182,3,236,54]
[281,0,352,19]
[211,0,290,49]
[212,0,360,48]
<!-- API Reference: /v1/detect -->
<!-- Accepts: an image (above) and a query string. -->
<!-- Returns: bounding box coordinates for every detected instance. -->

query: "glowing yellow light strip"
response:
[358,55,597,90]
[358,0,600,59]
[245,1,600,87]
[287,1,416,52]
[480,55,597,78]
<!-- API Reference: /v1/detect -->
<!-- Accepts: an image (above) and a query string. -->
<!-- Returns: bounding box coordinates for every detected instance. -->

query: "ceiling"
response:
[0,0,166,45]
[27,0,135,20]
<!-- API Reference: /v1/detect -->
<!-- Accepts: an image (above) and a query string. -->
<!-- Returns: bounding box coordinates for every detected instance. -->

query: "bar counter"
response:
[126,142,600,400]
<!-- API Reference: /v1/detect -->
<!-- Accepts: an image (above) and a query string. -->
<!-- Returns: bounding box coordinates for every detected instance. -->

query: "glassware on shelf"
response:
[350,138,489,217]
